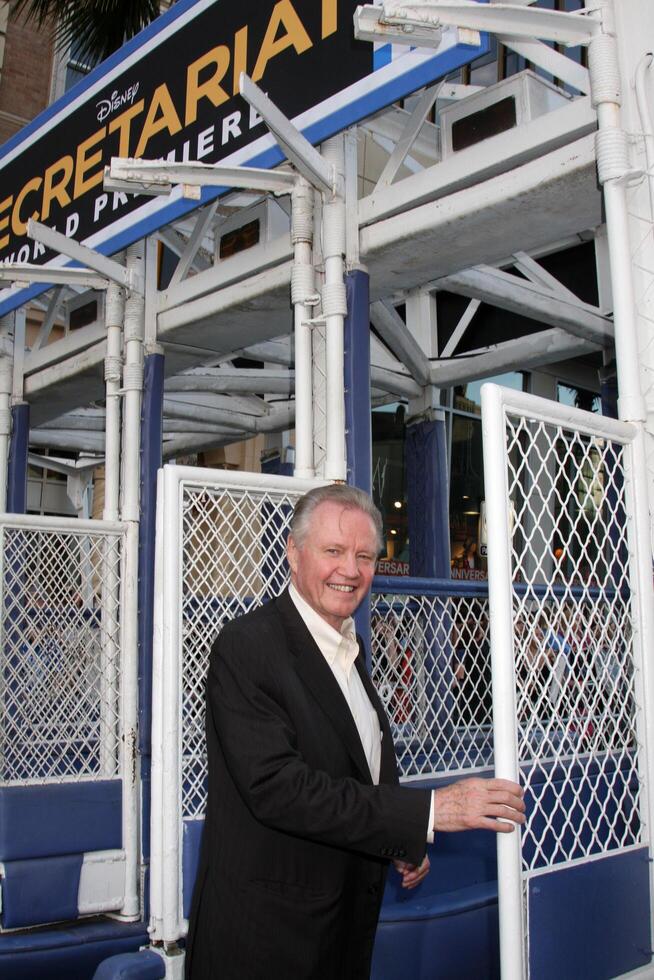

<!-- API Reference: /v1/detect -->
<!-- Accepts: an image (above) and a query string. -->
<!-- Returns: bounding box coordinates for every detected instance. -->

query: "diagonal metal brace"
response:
[27,219,141,293]
[239,74,336,196]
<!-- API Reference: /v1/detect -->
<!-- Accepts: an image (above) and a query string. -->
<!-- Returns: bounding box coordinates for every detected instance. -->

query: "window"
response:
[557,383,602,415]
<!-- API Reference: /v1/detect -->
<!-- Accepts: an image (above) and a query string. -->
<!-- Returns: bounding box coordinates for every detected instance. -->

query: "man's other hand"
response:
[433,778,525,833]
[393,854,430,889]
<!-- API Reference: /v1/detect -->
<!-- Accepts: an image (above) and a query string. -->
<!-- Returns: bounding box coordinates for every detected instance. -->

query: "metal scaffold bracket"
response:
[354,1,598,47]
[105,159,297,197]
[239,74,336,196]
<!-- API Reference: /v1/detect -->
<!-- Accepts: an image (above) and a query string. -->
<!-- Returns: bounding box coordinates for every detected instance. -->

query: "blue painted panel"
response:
[373,897,500,980]
[529,848,652,980]
[1,854,83,928]
[182,818,205,920]
[7,403,29,515]
[345,268,373,662]
[92,950,166,980]
[406,420,451,579]
[0,780,121,860]
[0,920,148,980]
[138,353,164,761]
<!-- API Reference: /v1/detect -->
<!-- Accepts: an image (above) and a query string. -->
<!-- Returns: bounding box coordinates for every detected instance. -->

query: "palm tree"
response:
[11,0,165,67]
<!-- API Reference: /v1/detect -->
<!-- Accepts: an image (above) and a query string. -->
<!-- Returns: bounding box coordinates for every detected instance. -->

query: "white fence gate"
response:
[482,384,654,980]
[0,513,136,927]
[149,465,326,943]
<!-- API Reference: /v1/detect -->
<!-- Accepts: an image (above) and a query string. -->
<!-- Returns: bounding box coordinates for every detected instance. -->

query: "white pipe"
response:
[480,382,525,980]
[321,137,348,481]
[0,314,14,513]
[148,472,165,940]
[589,7,645,423]
[104,276,124,522]
[625,427,654,963]
[119,519,140,920]
[101,270,124,780]
[118,242,145,921]
[291,178,315,479]
[627,46,654,971]
[160,465,183,941]
[122,243,145,522]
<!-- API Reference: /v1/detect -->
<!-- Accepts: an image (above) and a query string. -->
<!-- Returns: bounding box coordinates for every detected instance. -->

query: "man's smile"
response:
[328,583,356,592]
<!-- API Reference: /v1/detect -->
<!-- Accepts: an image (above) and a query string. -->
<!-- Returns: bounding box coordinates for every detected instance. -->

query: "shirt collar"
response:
[289,583,359,677]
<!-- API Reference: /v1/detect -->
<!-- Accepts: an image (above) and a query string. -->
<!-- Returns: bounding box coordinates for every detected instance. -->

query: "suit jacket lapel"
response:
[354,647,399,786]
[275,590,373,785]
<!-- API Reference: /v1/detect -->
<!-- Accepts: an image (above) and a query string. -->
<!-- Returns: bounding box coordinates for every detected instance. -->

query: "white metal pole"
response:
[321,136,348,482]
[119,519,141,920]
[118,241,145,920]
[589,2,654,959]
[100,276,124,776]
[624,427,654,958]
[292,178,316,479]
[160,465,183,942]
[122,243,145,521]
[0,314,15,513]
[148,471,166,941]
[104,275,124,522]
[588,0,646,425]
[481,382,525,980]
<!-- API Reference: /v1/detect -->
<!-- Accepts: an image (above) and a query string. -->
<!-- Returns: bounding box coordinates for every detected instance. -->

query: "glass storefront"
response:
[371,373,526,579]
[446,373,526,580]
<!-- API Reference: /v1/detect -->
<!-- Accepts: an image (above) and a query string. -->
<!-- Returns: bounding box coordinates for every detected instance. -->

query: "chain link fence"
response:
[0,518,124,785]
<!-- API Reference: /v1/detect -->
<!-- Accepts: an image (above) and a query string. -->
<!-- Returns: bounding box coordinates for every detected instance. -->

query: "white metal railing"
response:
[481,383,654,979]
[150,465,326,942]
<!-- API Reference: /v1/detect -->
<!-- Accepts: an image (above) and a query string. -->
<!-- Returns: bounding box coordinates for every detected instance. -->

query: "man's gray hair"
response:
[289,484,384,551]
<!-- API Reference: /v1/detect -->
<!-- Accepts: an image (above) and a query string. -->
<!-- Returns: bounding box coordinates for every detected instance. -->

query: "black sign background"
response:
[0,0,370,265]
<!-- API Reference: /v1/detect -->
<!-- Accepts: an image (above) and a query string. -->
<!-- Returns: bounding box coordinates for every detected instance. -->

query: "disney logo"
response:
[97,83,140,122]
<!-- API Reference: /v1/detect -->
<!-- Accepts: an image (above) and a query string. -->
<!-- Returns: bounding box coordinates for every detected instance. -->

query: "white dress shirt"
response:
[289,584,381,783]
[288,585,435,844]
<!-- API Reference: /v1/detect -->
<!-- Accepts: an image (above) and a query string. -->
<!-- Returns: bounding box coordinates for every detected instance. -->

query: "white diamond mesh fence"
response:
[370,588,492,778]
[504,410,642,872]
[180,480,307,819]
[0,519,124,785]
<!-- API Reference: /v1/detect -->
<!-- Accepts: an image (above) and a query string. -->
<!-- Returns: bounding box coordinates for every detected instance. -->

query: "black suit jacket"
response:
[185,590,431,980]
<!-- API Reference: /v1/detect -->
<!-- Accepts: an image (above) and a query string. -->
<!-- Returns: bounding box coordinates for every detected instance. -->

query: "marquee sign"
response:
[0,0,488,314]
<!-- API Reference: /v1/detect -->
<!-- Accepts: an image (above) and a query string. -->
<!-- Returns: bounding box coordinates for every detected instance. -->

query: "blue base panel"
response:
[529,847,652,980]
[0,919,149,980]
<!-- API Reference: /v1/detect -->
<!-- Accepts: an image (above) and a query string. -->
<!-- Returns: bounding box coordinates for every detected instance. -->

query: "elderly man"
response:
[186,484,524,980]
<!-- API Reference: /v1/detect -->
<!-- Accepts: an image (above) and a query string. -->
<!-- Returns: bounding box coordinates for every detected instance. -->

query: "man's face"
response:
[287,501,379,631]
